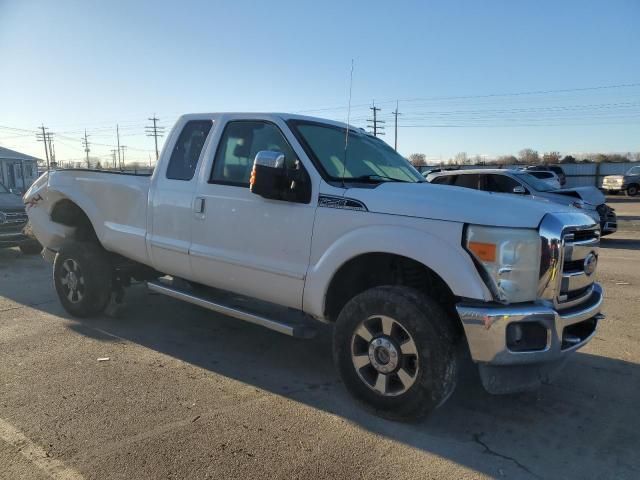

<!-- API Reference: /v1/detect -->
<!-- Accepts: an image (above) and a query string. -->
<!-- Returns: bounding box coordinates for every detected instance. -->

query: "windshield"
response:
[289,121,424,183]
[0,183,9,194]
[627,166,640,176]
[513,172,556,192]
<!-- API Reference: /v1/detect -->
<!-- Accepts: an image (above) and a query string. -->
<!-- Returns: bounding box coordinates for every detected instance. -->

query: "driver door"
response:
[189,119,316,309]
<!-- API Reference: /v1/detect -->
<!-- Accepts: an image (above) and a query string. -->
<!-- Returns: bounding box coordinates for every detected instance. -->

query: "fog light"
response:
[506,322,548,352]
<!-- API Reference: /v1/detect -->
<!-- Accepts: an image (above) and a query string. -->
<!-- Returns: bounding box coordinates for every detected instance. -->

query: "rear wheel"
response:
[53,241,113,317]
[333,286,458,421]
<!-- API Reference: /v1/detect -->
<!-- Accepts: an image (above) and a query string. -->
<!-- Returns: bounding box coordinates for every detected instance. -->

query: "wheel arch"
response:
[49,196,101,244]
[303,225,491,323]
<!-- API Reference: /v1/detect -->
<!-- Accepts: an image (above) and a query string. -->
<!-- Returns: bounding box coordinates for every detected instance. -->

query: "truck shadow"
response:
[600,237,640,250]
[58,284,640,479]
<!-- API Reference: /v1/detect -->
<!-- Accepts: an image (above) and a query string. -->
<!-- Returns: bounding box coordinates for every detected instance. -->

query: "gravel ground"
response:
[1,199,639,479]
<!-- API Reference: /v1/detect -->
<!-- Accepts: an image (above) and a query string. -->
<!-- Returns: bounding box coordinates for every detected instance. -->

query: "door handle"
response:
[194,197,205,214]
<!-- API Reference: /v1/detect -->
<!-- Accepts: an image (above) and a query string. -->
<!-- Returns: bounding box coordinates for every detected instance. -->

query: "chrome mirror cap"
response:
[254,150,285,169]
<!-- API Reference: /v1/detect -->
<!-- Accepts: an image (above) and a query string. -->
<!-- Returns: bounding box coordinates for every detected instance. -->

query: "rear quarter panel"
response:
[27,170,151,264]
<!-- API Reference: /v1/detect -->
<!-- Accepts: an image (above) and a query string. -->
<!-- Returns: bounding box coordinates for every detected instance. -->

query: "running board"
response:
[147,280,317,339]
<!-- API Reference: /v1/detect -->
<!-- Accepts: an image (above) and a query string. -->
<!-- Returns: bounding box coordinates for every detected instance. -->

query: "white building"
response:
[0,146,40,193]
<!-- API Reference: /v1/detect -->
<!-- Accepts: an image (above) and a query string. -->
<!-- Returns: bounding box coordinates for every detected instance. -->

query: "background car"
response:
[602,166,640,196]
[428,169,617,235]
[0,182,41,254]
[525,165,567,186]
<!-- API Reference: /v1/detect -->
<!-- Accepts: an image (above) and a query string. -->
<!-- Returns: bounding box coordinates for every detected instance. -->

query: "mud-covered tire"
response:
[626,184,639,197]
[333,286,458,421]
[19,241,42,255]
[53,241,113,318]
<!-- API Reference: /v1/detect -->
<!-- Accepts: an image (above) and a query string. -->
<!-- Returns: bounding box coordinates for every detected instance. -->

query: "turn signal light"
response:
[468,241,496,262]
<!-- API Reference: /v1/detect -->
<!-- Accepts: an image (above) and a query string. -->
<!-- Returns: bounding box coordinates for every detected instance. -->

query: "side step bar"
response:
[147,280,317,339]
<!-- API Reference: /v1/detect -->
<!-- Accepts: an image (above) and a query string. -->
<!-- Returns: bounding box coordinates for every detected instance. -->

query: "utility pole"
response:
[81,130,91,168]
[36,125,50,171]
[145,116,165,161]
[392,100,401,151]
[46,132,56,167]
[116,124,121,169]
[367,101,385,137]
[110,149,118,169]
[120,145,127,169]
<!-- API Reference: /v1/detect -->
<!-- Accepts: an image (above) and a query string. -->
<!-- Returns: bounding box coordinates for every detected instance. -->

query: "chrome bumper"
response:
[456,283,604,365]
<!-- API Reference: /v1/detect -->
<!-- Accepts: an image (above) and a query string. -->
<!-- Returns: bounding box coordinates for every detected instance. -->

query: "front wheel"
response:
[53,241,113,318]
[333,286,458,421]
[627,185,639,197]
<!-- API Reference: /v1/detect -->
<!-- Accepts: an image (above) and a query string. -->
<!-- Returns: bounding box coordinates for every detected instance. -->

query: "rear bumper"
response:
[456,283,603,366]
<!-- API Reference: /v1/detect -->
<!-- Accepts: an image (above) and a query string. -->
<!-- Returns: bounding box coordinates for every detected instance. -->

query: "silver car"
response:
[428,169,617,235]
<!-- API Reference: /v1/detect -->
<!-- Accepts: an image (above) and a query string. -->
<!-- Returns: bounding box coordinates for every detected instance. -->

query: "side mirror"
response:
[512,185,526,194]
[250,150,287,200]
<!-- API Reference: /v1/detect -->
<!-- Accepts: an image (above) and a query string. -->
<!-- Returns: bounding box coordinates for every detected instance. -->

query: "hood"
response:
[546,186,605,206]
[346,183,581,229]
[0,192,26,211]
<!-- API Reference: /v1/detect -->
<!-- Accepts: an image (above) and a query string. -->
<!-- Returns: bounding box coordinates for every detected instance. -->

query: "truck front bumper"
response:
[0,231,30,248]
[456,283,604,365]
[456,283,604,394]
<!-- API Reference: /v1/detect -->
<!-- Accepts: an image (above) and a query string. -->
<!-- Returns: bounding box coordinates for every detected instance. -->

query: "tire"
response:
[626,184,639,197]
[333,286,458,421]
[53,241,113,318]
[19,241,42,255]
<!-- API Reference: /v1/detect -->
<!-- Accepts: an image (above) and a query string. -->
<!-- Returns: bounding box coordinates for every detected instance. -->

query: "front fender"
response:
[302,222,492,320]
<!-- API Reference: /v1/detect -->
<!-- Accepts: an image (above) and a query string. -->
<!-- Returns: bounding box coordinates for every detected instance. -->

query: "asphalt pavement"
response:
[1,198,639,479]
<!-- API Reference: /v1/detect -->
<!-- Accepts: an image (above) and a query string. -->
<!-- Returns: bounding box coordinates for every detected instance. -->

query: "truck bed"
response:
[28,169,152,265]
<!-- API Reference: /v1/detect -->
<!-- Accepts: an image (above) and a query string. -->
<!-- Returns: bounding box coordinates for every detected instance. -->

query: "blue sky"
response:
[1,0,639,165]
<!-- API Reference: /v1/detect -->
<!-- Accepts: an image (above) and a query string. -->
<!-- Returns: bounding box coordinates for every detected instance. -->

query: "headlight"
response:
[465,225,540,303]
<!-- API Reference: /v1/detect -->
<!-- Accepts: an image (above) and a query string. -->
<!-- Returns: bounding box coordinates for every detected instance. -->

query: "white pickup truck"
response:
[25,113,604,420]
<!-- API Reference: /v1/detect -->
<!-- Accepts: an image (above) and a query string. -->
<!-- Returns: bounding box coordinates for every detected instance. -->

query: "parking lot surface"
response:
[1,197,639,480]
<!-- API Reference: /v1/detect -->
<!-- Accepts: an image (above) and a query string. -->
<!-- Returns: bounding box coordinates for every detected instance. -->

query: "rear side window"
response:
[166,120,213,181]
[483,174,523,193]
[452,174,480,189]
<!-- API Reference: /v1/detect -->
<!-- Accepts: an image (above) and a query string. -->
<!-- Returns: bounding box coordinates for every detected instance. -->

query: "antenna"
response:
[342,59,354,188]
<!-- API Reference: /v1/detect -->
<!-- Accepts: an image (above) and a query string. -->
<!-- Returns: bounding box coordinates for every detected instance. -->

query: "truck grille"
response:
[558,227,600,309]
[0,211,28,226]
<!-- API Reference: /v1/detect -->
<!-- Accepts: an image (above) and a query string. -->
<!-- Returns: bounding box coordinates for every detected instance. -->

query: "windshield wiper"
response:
[346,174,417,183]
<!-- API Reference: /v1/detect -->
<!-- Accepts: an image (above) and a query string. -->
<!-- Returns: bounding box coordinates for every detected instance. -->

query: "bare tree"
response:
[542,151,561,164]
[408,153,427,166]
[496,155,517,166]
[518,148,540,165]
[453,152,469,165]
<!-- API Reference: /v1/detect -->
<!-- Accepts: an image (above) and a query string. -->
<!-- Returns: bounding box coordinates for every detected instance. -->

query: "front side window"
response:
[627,166,640,176]
[483,174,523,193]
[431,175,454,185]
[452,174,480,189]
[289,121,423,184]
[210,121,298,186]
[166,120,213,181]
